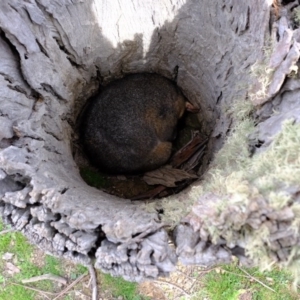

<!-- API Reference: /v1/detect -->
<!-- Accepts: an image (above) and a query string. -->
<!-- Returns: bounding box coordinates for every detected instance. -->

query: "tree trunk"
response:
[1,0,300,281]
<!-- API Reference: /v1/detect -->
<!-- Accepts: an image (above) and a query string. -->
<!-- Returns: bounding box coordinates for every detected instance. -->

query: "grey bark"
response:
[0,0,299,281]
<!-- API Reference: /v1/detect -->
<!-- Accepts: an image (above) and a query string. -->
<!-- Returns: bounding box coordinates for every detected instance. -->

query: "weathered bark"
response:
[1,0,300,281]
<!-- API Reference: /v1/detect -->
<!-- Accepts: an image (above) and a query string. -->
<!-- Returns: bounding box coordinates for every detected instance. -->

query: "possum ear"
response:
[185,101,200,113]
[175,95,186,118]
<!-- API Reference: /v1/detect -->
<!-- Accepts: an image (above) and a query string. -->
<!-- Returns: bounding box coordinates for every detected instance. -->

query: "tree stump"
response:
[1,0,300,281]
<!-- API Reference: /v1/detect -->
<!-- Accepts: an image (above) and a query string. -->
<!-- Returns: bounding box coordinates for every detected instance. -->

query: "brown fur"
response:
[82,73,186,174]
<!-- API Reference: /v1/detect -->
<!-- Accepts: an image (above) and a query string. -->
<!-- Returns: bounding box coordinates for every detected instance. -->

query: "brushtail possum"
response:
[82,73,187,174]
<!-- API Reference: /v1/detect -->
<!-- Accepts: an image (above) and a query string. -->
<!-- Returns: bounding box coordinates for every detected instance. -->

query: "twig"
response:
[172,269,199,294]
[195,265,218,274]
[238,267,275,293]
[52,272,88,300]
[175,269,197,281]
[0,228,14,235]
[220,268,249,278]
[22,274,67,285]
[178,266,217,280]
[154,279,190,296]
[10,282,56,297]
[88,265,98,300]
[180,266,219,292]
[86,276,92,288]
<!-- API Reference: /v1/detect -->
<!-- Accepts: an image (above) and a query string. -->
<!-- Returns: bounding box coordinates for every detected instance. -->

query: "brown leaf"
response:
[181,143,206,171]
[171,133,208,168]
[143,166,198,187]
[131,185,166,200]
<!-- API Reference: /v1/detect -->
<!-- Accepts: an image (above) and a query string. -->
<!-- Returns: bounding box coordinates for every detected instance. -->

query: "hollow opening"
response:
[68,0,255,205]
[74,72,212,200]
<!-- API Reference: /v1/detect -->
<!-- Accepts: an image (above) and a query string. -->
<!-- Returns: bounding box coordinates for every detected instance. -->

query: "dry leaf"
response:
[143,166,198,187]
[6,262,20,275]
[131,185,166,200]
[171,133,207,168]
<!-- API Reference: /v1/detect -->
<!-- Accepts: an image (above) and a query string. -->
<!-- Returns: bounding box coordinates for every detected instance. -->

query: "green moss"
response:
[80,167,108,189]
[42,255,62,276]
[248,120,300,200]
[0,230,33,262]
[101,273,145,300]
[146,86,300,283]
[202,265,298,300]
[0,227,68,298]
[202,118,300,200]
[0,232,12,255]
[70,264,88,280]
[0,284,35,300]
[202,119,300,242]
[199,120,300,278]
[0,229,38,299]
[293,7,300,25]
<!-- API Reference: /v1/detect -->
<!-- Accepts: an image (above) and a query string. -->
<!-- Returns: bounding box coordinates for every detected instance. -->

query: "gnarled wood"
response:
[1,0,300,282]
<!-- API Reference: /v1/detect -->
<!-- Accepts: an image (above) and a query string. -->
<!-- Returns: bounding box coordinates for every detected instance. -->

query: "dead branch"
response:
[52,272,88,300]
[10,282,56,299]
[88,265,98,300]
[0,229,14,235]
[154,279,190,297]
[238,267,275,292]
[22,274,67,285]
